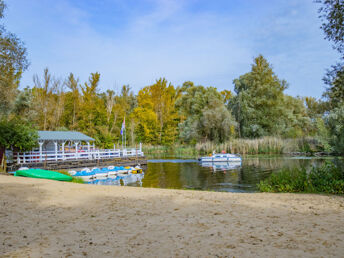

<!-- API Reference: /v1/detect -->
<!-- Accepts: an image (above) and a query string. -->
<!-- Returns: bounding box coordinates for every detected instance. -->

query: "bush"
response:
[258,161,344,194]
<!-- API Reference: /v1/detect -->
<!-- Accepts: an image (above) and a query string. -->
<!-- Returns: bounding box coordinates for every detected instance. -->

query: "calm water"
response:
[89,156,332,192]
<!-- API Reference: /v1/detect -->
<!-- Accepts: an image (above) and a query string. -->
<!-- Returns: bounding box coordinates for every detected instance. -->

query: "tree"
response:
[176,81,236,143]
[133,79,178,144]
[323,63,344,108]
[78,72,106,138]
[0,119,38,151]
[32,68,63,130]
[317,0,344,55]
[230,55,287,138]
[327,105,344,154]
[0,0,29,117]
[64,73,80,129]
[317,0,344,107]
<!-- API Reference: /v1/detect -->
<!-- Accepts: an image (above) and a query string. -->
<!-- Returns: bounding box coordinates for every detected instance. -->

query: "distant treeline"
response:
[0,0,343,155]
[3,55,341,154]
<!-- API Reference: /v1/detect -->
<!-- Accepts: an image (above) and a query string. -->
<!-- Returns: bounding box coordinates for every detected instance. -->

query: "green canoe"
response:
[15,169,73,181]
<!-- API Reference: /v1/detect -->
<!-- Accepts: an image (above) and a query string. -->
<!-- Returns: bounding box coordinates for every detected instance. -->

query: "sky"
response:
[3,0,339,98]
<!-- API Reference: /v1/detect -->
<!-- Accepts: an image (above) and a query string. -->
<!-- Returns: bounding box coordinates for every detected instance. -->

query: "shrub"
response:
[258,161,344,194]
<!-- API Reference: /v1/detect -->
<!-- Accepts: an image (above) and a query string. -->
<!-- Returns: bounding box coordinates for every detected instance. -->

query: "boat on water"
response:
[199,153,242,163]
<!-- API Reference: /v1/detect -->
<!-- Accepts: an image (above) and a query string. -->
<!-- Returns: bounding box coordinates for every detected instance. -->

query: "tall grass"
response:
[143,144,197,158]
[143,137,327,157]
[195,137,326,155]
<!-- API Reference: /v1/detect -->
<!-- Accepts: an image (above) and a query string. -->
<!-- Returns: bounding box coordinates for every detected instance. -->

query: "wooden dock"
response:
[7,156,147,172]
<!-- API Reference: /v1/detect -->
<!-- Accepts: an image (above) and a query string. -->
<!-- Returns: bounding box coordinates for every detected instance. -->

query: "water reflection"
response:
[142,156,330,192]
[200,161,242,171]
[88,156,332,193]
[89,173,144,186]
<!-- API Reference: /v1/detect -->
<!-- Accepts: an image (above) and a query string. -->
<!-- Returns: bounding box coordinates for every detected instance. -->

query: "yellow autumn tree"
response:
[133,78,179,145]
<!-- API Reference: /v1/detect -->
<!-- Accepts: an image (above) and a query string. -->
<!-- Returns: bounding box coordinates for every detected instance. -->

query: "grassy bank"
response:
[143,137,327,157]
[57,170,85,184]
[257,161,344,194]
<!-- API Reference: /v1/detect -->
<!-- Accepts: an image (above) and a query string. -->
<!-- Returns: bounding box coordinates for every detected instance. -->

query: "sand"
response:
[0,175,343,257]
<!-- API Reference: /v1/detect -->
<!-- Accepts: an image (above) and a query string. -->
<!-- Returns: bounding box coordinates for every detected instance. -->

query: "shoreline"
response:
[1,175,343,257]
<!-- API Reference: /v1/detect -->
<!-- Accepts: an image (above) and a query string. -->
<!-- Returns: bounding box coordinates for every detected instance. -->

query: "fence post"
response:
[87,142,91,160]
[75,142,79,159]
[39,141,43,162]
[54,141,58,161]
[62,142,65,161]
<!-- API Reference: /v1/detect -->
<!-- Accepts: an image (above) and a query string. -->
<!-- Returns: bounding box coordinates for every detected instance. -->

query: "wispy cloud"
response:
[4,0,338,97]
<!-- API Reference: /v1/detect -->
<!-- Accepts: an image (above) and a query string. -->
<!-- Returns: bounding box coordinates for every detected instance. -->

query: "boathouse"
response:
[6,131,144,170]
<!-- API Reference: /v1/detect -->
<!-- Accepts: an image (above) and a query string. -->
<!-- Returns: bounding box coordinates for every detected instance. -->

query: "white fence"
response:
[10,148,144,164]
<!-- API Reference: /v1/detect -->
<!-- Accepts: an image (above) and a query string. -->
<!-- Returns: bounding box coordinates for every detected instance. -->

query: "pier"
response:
[5,130,147,171]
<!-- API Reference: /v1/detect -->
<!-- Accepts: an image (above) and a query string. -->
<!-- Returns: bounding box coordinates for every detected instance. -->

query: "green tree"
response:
[32,68,63,130]
[317,0,344,107]
[78,72,106,139]
[0,119,38,151]
[0,0,29,117]
[176,81,236,143]
[63,73,80,129]
[327,105,344,154]
[230,55,287,138]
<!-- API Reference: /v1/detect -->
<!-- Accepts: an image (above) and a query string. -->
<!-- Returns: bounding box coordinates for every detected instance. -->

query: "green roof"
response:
[38,131,95,142]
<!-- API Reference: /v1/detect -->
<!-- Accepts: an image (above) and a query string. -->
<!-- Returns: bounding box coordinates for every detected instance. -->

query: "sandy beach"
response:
[0,175,343,257]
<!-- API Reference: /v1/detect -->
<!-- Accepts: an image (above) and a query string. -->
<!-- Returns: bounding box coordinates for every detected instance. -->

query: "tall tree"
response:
[32,68,62,130]
[231,55,287,138]
[133,78,178,144]
[78,72,107,144]
[0,0,29,117]
[176,81,236,143]
[64,73,80,129]
[317,0,344,107]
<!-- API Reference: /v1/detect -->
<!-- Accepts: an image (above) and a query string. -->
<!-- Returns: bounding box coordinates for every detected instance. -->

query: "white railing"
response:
[11,148,144,164]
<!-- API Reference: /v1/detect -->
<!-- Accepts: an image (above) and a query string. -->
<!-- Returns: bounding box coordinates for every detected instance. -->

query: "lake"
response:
[89,156,332,192]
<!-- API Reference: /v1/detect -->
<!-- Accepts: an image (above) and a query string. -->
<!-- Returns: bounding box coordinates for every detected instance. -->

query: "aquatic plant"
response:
[257,161,344,194]
[143,137,328,157]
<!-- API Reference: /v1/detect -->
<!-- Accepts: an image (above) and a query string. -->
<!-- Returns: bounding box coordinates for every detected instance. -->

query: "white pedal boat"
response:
[200,153,242,163]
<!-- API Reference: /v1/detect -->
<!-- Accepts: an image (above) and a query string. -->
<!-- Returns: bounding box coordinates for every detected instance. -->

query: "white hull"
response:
[200,157,241,162]
[201,161,242,170]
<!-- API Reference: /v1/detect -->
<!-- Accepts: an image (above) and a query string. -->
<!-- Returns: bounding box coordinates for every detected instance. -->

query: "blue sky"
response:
[3,0,339,98]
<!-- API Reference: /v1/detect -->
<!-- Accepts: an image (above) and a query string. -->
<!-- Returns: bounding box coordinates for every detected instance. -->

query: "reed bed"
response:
[143,137,325,157]
[196,137,302,155]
